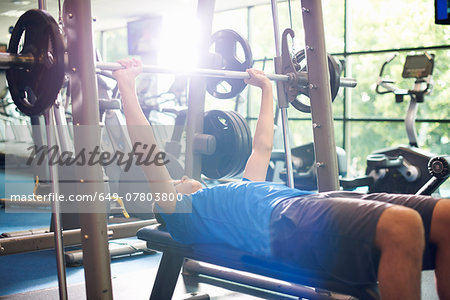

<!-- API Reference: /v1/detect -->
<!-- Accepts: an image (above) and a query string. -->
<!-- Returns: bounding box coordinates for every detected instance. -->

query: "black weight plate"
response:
[228,111,252,177]
[240,112,253,175]
[290,49,340,113]
[6,9,65,116]
[225,110,248,177]
[201,110,237,179]
[233,111,253,159]
[207,29,253,99]
[328,55,341,101]
[224,111,246,177]
[220,111,239,177]
[228,111,249,177]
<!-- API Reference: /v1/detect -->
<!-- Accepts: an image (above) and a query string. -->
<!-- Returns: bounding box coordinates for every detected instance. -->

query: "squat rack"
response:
[2,0,342,299]
[180,0,341,295]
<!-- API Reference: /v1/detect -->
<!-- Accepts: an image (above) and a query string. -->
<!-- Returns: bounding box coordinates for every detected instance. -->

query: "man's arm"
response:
[113,58,177,214]
[242,69,274,181]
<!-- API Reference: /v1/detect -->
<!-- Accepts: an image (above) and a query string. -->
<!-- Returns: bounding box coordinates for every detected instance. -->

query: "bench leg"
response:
[150,252,184,300]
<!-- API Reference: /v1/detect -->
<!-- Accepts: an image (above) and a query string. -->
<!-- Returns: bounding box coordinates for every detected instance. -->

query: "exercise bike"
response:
[281,53,449,195]
[361,52,447,194]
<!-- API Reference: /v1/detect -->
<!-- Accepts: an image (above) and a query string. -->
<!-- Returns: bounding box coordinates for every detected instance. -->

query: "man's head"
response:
[173,176,203,194]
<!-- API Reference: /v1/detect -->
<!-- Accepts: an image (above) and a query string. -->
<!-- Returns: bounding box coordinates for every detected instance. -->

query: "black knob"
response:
[428,156,450,179]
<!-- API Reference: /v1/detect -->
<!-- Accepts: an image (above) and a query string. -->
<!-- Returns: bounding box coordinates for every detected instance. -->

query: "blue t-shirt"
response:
[158,181,312,256]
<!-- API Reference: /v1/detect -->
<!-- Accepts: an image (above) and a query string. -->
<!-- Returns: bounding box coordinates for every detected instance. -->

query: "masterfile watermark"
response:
[2,124,192,214]
[25,142,169,172]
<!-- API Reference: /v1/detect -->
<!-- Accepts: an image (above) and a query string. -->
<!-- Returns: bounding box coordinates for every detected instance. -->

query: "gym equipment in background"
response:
[275,53,448,195]
[416,155,450,195]
[346,52,445,195]
[274,143,348,191]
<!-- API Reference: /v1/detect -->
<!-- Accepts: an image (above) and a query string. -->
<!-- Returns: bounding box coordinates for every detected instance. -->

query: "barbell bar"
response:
[97,62,357,88]
[0,52,357,89]
[0,52,35,69]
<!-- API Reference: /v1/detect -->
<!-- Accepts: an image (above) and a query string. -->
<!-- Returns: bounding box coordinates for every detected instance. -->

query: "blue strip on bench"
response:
[137,224,380,300]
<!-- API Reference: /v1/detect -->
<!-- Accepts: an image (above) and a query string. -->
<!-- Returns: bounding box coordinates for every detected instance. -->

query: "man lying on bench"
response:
[113,58,450,300]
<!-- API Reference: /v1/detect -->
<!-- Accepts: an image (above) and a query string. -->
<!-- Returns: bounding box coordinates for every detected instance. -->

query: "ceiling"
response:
[0,0,269,45]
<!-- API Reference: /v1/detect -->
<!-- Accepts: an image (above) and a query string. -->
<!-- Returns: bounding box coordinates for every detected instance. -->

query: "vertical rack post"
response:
[63,0,113,299]
[270,0,295,188]
[185,0,216,179]
[301,0,339,191]
[38,1,68,299]
[45,110,68,300]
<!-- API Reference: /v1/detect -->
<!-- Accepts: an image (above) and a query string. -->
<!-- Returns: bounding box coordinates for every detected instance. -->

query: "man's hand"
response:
[112,58,143,97]
[244,69,271,90]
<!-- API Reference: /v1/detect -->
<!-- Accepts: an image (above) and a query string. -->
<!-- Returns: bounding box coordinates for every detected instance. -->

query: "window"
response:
[95,0,449,193]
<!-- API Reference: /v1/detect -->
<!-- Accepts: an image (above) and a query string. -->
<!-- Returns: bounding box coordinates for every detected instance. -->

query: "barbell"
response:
[1,9,357,116]
[0,52,356,87]
[96,62,357,87]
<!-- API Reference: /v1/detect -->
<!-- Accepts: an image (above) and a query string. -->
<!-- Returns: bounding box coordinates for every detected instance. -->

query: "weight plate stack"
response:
[202,110,238,179]
[226,111,252,177]
[224,111,246,177]
[201,110,252,179]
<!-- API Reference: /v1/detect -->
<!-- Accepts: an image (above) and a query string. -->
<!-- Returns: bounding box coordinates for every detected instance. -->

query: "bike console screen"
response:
[402,53,434,79]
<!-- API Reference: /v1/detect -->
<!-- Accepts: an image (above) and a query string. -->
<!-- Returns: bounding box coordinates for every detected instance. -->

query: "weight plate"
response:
[227,111,252,177]
[201,110,237,179]
[328,55,341,102]
[6,9,65,116]
[207,29,253,99]
[234,111,252,176]
[234,112,253,162]
[224,111,247,177]
[290,49,341,113]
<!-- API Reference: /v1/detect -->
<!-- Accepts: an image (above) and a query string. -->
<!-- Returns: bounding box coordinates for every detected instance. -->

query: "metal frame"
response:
[0,220,154,255]
[36,1,68,299]
[300,0,339,191]
[44,108,68,300]
[181,0,343,297]
[271,0,295,188]
[63,0,112,299]
[184,0,216,180]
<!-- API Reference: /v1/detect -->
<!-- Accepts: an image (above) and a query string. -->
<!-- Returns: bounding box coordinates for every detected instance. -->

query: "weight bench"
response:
[137,224,380,300]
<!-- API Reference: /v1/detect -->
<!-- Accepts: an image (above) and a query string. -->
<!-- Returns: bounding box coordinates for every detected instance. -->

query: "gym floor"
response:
[0,209,440,300]
[0,210,299,300]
